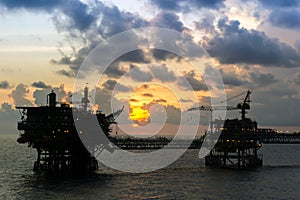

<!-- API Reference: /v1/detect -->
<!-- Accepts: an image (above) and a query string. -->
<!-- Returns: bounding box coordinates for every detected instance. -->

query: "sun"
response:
[129,83,180,126]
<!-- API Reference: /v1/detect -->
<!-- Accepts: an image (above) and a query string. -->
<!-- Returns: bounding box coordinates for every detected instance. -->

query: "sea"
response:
[1,134,300,200]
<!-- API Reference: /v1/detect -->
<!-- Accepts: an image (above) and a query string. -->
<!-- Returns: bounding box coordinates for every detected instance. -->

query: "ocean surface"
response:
[1,134,300,200]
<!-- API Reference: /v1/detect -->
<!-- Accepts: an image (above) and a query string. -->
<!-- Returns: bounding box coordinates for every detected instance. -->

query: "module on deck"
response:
[16,88,121,173]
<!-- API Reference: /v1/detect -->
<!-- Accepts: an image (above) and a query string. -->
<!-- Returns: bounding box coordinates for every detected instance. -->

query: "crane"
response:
[188,90,252,133]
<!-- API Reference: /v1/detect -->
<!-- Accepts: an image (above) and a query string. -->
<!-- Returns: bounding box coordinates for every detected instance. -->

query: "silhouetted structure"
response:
[16,87,122,173]
[190,90,264,168]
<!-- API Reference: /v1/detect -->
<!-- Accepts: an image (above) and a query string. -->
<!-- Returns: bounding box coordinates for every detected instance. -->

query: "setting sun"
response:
[129,83,180,126]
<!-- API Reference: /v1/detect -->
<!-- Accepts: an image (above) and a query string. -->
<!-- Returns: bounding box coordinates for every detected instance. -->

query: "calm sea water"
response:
[1,134,300,200]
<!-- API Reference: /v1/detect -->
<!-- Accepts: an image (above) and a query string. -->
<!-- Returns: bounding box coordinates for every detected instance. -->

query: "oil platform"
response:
[16,87,121,173]
[189,90,264,169]
[17,87,300,172]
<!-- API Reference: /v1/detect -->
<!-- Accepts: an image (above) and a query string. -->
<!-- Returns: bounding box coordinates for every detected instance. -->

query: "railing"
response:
[261,134,300,144]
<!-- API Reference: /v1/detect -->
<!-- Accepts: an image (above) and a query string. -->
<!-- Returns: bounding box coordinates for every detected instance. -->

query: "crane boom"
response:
[187,105,238,111]
[188,90,252,120]
[220,91,248,103]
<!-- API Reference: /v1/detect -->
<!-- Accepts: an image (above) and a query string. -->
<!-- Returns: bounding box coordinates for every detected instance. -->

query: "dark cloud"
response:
[155,98,167,103]
[0,0,97,31]
[102,80,119,91]
[98,4,149,38]
[102,79,131,92]
[130,98,139,102]
[269,9,300,29]
[128,64,153,82]
[9,84,33,106]
[249,72,278,86]
[1,102,13,112]
[206,18,300,67]
[150,0,181,11]
[94,87,122,114]
[32,89,50,106]
[258,0,299,7]
[56,69,76,78]
[33,84,68,105]
[0,80,11,89]
[50,3,149,78]
[151,49,180,61]
[294,73,300,84]
[142,93,154,98]
[150,12,184,32]
[141,102,181,125]
[220,69,248,87]
[103,63,127,78]
[142,84,149,89]
[115,50,150,64]
[149,64,176,82]
[190,0,225,9]
[194,12,216,34]
[150,0,225,11]
[31,81,51,89]
[51,46,91,78]
[178,70,208,91]
[0,0,61,10]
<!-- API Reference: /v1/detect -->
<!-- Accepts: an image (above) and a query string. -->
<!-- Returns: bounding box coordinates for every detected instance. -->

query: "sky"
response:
[1,0,300,134]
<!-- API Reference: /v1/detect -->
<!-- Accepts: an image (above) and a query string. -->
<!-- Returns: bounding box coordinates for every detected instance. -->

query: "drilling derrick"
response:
[16,87,122,173]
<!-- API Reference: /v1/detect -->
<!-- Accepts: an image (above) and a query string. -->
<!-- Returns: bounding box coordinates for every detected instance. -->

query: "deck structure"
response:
[16,88,121,173]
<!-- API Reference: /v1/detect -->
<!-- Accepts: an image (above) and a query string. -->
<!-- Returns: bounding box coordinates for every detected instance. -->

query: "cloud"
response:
[150,12,184,32]
[140,102,181,124]
[0,0,61,10]
[180,98,193,103]
[294,73,300,84]
[29,84,68,106]
[102,79,131,92]
[101,62,126,79]
[268,9,300,29]
[9,84,33,106]
[142,93,154,98]
[0,0,97,31]
[3,0,149,78]
[206,18,300,68]
[31,81,51,89]
[151,49,180,61]
[51,46,91,78]
[119,50,149,63]
[127,64,153,82]
[32,84,68,105]
[1,102,13,112]
[50,3,149,78]
[93,86,123,114]
[155,98,167,103]
[130,98,139,102]
[178,70,208,91]
[150,0,225,11]
[0,80,11,89]
[258,0,300,7]
[249,72,278,86]
[220,69,248,87]
[97,4,149,38]
[32,88,50,106]
[149,64,176,82]
[194,11,216,34]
